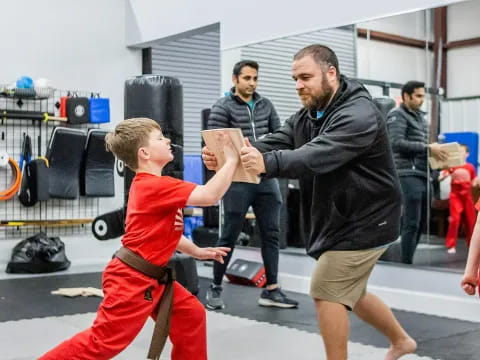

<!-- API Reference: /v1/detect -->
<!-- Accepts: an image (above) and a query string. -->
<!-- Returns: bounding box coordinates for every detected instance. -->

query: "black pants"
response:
[399,175,428,264]
[213,178,282,286]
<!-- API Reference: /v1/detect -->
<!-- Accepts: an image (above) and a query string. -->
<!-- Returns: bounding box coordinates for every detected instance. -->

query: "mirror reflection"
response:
[191,0,479,272]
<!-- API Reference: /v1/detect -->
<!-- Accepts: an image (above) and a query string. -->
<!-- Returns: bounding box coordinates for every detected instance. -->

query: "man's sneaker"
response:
[258,288,299,308]
[205,284,225,310]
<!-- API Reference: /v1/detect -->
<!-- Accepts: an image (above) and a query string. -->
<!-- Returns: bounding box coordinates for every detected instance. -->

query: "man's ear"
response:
[232,74,238,85]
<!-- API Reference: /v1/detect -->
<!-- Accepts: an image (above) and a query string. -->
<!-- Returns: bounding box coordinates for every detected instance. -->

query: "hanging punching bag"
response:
[124,75,184,206]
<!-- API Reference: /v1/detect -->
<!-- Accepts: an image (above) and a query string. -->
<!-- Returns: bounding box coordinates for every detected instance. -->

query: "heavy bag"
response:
[225,259,266,288]
[124,75,184,205]
[167,253,199,295]
[6,232,70,273]
[66,96,90,124]
[89,95,110,123]
[92,208,125,240]
[80,129,115,197]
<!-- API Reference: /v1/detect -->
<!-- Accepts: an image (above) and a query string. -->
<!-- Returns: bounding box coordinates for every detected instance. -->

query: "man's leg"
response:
[399,176,425,264]
[252,179,298,308]
[206,183,252,309]
[314,299,349,360]
[353,292,417,360]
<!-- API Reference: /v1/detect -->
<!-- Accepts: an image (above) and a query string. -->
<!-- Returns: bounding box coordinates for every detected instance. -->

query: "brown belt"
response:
[115,246,176,360]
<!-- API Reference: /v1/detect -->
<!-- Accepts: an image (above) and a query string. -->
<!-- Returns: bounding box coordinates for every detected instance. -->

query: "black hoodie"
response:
[255,76,402,259]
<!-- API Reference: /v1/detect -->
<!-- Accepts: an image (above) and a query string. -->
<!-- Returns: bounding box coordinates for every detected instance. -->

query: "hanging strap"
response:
[115,246,176,360]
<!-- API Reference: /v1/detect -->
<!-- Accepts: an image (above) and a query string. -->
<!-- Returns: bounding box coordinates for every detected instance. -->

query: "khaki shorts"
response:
[310,247,386,310]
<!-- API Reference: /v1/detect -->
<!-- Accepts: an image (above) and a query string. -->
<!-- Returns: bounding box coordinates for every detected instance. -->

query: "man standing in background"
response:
[387,81,448,264]
[205,60,298,310]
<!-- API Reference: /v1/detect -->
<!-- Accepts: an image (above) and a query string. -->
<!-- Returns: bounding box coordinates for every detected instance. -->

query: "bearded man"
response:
[203,44,417,360]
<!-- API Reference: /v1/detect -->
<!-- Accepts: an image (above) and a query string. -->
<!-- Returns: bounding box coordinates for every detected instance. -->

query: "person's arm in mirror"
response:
[461,210,480,296]
[428,142,449,161]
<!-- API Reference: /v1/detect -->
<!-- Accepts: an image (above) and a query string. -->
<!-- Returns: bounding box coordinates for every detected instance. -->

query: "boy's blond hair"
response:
[105,118,161,170]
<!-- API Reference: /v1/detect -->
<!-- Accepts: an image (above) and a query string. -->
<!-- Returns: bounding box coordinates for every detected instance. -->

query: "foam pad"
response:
[81,129,115,197]
[92,208,125,240]
[46,127,86,199]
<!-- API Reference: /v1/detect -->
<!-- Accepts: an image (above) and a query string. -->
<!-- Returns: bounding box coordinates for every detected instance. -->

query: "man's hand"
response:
[202,146,218,171]
[240,138,266,175]
[193,247,231,264]
[429,143,449,161]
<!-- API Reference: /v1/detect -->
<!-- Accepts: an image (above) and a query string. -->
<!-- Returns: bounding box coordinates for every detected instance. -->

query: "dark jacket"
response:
[207,88,281,141]
[386,104,429,178]
[255,76,402,259]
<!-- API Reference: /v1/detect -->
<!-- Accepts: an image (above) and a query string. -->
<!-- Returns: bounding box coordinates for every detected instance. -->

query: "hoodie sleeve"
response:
[262,100,378,178]
[253,114,296,153]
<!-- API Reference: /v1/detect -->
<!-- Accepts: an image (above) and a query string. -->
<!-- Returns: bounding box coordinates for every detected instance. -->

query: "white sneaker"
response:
[447,247,456,254]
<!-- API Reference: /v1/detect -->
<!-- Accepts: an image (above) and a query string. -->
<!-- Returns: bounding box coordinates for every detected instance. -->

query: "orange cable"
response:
[0,157,22,201]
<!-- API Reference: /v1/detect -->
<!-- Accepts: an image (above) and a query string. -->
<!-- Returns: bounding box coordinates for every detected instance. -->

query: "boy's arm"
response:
[462,213,480,295]
[176,235,230,264]
[187,157,237,206]
[188,130,239,206]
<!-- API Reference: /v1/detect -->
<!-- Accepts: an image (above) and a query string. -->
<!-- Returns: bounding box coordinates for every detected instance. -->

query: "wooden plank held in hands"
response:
[201,128,260,184]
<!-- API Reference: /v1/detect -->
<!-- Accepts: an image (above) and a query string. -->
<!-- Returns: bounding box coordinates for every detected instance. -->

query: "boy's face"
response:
[141,129,173,166]
[460,146,469,161]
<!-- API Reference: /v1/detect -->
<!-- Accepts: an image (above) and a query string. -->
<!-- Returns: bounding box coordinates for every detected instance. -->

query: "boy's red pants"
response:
[446,183,477,249]
[38,258,207,360]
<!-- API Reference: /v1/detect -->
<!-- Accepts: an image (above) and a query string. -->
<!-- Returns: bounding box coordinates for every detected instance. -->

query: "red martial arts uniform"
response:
[38,173,207,360]
[445,163,477,249]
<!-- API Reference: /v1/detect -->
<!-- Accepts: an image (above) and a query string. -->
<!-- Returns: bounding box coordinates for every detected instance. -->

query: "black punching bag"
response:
[373,97,396,119]
[124,75,184,206]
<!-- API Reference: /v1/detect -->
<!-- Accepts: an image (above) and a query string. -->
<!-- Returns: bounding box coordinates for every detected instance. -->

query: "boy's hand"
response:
[202,146,218,170]
[193,247,231,264]
[461,272,478,296]
[241,138,265,174]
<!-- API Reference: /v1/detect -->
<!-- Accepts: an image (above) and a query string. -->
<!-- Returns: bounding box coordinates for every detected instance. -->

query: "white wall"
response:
[447,0,480,41]
[357,10,433,40]
[126,0,466,49]
[0,0,142,214]
[357,39,433,85]
[446,0,480,97]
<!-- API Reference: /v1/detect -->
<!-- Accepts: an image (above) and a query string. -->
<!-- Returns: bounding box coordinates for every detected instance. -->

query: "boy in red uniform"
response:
[461,197,480,295]
[440,144,480,254]
[38,117,239,360]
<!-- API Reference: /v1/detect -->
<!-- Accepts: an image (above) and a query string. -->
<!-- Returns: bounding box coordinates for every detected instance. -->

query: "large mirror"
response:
[210,0,480,272]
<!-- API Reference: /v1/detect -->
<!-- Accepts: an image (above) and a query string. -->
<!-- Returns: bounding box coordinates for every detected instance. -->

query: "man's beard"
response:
[301,78,334,111]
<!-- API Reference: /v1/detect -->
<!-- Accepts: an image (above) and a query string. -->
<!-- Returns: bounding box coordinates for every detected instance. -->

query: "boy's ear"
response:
[138,147,149,160]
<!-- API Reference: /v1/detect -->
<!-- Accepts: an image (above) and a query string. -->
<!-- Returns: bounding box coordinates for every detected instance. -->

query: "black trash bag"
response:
[6,232,71,273]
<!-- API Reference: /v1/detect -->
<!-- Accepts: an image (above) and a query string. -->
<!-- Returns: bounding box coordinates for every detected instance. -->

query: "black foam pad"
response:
[46,127,87,199]
[92,208,125,241]
[81,129,115,197]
